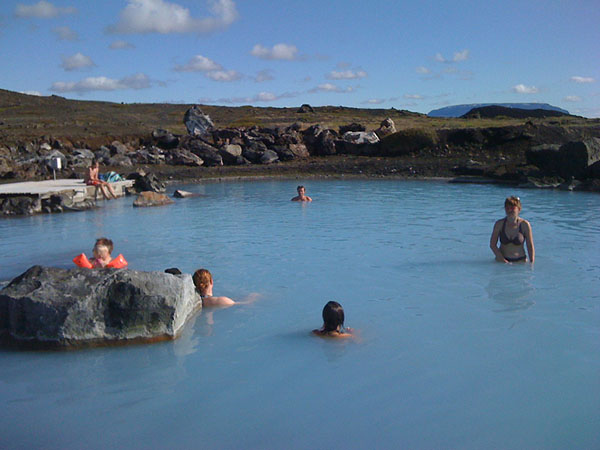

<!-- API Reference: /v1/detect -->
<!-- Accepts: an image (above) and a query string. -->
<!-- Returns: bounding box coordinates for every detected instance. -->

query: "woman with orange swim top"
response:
[86,159,117,200]
[490,196,535,264]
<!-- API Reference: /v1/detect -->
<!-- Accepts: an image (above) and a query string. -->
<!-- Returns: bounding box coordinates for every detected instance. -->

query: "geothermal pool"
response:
[0,179,599,449]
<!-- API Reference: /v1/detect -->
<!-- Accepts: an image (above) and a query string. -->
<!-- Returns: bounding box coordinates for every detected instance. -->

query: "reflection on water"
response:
[1,180,599,449]
[486,263,536,313]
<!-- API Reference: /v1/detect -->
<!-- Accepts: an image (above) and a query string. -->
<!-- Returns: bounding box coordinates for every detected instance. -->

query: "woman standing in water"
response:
[490,196,535,263]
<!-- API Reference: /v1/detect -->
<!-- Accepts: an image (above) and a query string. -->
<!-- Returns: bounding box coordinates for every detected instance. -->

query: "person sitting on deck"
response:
[86,159,117,200]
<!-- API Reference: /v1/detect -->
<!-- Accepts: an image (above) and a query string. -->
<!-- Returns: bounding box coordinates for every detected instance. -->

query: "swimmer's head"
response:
[193,269,213,296]
[93,245,110,259]
[94,237,113,256]
[504,196,522,211]
[322,301,345,332]
[297,185,305,194]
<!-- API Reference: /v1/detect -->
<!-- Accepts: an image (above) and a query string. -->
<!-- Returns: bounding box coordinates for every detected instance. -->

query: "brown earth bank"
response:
[1,89,600,194]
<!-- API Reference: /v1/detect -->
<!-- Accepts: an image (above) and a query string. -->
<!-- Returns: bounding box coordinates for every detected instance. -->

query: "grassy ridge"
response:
[0,88,596,148]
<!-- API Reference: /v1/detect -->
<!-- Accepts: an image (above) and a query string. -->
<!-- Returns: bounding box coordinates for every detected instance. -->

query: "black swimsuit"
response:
[499,218,525,246]
[499,219,527,261]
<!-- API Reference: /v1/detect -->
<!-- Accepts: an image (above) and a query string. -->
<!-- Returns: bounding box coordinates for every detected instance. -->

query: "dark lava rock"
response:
[339,123,366,135]
[297,104,314,113]
[526,138,600,179]
[182,138,222,166]
[152,129,179,149]
[0,265,200,347]
[128,172,166,193]
[1,196,42,216]
[166,149,203,166]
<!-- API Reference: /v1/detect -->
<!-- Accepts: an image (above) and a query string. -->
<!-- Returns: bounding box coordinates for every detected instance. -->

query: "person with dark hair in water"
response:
[291,185,312,202]
[490,196,535,263]
[312,301,353,338]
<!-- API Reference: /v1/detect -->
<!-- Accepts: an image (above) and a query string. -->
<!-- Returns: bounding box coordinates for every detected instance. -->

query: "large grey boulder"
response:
[526,138,600,179]
[184,106,214,137]
[0,266,200,347]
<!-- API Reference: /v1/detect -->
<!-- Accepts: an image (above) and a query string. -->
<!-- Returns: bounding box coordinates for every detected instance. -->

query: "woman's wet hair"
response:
[504,196,522,209]
[95,237,113,254]
[193,269,213,296]
[322,301,345,332]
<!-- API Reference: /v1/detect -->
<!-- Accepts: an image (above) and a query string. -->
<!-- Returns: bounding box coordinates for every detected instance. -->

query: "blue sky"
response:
[1,0,598,116]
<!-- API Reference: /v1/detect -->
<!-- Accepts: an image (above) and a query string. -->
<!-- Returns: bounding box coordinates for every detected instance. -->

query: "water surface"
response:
[1,180,598,449]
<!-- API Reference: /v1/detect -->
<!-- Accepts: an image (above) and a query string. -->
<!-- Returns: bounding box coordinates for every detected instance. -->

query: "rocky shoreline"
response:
[2,104,600,216]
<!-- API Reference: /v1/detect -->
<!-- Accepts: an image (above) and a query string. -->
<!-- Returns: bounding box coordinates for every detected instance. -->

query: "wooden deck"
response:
[0,179,134,202]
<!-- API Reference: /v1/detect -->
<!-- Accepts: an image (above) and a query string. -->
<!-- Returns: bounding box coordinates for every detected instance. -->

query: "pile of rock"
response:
[0,265,200,347]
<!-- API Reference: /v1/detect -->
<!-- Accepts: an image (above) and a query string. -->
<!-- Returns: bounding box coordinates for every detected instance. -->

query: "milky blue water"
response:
[0,179,599,449]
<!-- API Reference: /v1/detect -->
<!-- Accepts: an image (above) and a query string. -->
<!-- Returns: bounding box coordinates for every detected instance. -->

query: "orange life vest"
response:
[73,253,128,269]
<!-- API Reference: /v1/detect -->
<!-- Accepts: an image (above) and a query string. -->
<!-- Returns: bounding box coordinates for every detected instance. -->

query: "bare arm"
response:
[490,221,508,263]
[524,220,535,263]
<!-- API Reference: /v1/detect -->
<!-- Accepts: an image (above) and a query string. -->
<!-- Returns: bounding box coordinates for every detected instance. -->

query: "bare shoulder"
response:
[312,329,353,339]
[202,296,235,308]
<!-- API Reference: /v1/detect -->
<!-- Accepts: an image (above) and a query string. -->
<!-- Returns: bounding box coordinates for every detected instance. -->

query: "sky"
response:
[0,0,599,116]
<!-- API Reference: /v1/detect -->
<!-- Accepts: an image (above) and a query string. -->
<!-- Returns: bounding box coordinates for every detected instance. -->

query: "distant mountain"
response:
[428,103,569,118]
[461,105,571,119]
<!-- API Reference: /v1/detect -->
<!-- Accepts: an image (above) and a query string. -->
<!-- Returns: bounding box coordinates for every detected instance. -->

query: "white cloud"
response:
[309,83,356,93]
[564,95,581,102]
[15,1,76,18]
[512,84,539,94]
[174,55,222,72]
[50,73,152,93]
[250,43,298,60]
[435,49,469,63]
[254,69,274,82]
[203,90,299,104]
[205,70,242,81]
[362,98,385,105]
[53,25,77,41]
[109,40,135,49]
[19,90,42,96]
[435,53,445,62]
[404,94,423,100]
[61,52,95,71]
[453,49,469,62]
[326,69,367,80]
[570,76,595,84]
[110,0,238,34]
[416,66,430,74]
